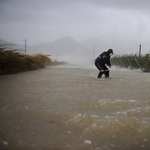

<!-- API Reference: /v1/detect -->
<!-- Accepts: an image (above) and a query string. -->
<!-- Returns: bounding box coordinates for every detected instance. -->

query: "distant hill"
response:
[0,37,97,64]
[26,36,92,61]
[0,39,15,47]
[28,36,79,54]
[80,38,111,55]
[0,39,8,44]
[0,39,25,53]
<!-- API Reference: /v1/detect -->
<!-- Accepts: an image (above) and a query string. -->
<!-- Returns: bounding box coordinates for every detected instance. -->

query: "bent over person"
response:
[95,49,113,78]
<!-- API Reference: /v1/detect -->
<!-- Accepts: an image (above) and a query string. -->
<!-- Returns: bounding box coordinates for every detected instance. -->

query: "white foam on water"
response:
[84,140,92,144]
[3,141,8,146]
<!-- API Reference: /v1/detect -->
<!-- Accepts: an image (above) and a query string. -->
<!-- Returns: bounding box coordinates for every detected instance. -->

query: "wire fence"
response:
[116,44,150,55]
[110,44,150,72]
[111,54,150,72]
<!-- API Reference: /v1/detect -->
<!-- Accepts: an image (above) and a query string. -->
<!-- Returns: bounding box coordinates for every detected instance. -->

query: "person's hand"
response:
[109,66,111,68]
[109,53,113,56]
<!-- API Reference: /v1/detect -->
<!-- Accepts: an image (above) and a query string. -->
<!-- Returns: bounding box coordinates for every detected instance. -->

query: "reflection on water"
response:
[0,65,150,149]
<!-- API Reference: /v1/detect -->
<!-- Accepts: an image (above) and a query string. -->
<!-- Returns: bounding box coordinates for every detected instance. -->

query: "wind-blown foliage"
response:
[111,54,150,72]
[0,48,52,75]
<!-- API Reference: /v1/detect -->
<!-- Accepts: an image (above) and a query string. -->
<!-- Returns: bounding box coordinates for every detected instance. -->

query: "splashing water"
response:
[0,65,150,149]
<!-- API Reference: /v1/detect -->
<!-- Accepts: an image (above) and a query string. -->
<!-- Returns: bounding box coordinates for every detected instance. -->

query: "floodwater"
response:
[0,64,150,150]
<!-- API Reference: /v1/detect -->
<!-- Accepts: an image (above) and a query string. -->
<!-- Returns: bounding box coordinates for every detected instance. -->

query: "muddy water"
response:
[0,65,150,150]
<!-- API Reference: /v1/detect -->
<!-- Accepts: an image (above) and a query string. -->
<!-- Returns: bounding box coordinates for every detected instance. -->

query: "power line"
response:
[119,46,139,53]
[141,44,150,47]
[118,44,150,54]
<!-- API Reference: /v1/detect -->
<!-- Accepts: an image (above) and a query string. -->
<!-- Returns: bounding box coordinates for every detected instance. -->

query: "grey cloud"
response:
[92,0,150,10]
[1,0,150,54]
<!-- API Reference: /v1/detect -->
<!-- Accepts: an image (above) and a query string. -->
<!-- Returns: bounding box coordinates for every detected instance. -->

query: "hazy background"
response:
[1,0,150,62]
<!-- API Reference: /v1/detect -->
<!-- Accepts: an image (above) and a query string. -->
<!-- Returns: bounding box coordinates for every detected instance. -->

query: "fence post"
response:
[118,58,124,67]
[147,57,150,63]
[134,57,145,72]
[139,44,141,57]
[126,58,134,69]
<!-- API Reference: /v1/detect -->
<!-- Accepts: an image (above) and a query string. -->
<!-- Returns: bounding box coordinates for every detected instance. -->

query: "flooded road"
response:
[0,64,150,150]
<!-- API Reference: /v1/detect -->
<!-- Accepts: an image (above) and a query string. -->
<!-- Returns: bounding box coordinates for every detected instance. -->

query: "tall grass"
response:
[0,48,52,75]
[111,53,150,72]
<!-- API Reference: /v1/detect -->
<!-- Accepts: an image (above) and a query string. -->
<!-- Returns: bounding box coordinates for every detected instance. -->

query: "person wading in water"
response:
[95,49,114,78]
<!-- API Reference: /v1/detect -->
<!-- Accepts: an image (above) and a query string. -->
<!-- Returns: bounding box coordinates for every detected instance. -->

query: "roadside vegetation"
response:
[111,53,150,72]
[0,47,52,75]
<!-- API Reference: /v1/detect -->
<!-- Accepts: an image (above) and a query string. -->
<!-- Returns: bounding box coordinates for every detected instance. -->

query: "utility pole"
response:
[139,44,141,56]
[25,39,26,54]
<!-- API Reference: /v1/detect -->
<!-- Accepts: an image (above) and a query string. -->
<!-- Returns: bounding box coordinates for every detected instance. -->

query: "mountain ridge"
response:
[0,36,107,63]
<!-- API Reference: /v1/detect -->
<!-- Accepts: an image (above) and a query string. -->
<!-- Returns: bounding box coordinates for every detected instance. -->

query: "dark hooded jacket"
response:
[95,49,113,66]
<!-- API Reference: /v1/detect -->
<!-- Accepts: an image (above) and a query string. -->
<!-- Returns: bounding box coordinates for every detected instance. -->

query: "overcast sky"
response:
[1,0,150,53]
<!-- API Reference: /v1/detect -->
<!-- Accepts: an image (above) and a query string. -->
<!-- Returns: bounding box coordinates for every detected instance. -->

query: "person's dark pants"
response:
[95,61,109,78]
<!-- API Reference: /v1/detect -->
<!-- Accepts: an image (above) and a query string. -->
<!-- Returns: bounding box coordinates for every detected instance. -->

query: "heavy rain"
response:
[1,0,150,150]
